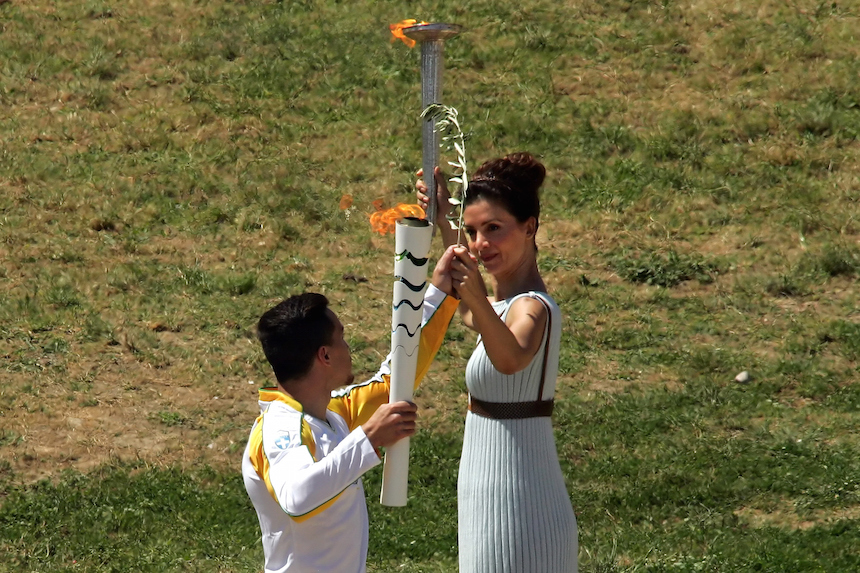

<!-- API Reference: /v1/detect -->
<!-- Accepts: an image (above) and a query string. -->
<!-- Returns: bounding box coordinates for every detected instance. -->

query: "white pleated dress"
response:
[458,292,578,573]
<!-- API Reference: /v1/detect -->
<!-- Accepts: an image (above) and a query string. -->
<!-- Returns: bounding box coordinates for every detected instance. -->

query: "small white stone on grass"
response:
[735,371,751,383]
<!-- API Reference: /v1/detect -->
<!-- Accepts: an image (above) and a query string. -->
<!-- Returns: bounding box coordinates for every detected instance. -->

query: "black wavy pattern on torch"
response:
[391,323,420,337]
[393,299,423,311]
[394,276,426,292]
[396,250,429,267]
[390,344,420,356]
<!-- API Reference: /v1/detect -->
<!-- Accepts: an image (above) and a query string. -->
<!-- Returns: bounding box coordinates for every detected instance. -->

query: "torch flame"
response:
[369,203,426,235]
[390,19,427,48]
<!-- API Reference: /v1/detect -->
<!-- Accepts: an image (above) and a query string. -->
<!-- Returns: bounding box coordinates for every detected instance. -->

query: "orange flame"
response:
[369,203,426,235]
[390,19,427,48]
[339,194,354,210]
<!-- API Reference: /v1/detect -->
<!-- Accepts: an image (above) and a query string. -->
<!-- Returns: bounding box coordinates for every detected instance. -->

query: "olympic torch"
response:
[380,216,433,506]
[401,22,461,234]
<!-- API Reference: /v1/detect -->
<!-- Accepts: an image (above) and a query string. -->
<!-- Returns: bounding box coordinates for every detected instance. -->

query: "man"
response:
[242,277,457,573]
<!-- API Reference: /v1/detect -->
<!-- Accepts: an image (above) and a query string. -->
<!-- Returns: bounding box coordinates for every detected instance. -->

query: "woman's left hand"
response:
[431,245,459,297]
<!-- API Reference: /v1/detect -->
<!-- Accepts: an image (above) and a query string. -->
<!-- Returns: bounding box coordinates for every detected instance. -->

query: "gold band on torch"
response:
[380,216,433,507]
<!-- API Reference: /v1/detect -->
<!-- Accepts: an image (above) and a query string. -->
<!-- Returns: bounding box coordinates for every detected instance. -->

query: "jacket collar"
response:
[257,387,304,413]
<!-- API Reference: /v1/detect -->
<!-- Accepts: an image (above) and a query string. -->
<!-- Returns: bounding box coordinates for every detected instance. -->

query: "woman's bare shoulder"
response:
[506,294,549,324]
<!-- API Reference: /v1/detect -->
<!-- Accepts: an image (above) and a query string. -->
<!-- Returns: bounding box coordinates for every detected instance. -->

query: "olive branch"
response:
[420,103,469,246]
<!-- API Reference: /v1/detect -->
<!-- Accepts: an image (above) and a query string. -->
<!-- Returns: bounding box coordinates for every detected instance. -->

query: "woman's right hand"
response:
[416,166,452,228]
[417,166,458,247]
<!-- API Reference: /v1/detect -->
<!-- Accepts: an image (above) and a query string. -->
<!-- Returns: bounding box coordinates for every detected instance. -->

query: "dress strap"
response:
[532,293,552,403]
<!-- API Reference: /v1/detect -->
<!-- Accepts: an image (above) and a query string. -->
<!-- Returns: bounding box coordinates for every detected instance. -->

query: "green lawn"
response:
[2,0,860,571]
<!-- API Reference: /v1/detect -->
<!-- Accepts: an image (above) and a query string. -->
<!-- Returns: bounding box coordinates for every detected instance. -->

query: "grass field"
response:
[2,0,860,571]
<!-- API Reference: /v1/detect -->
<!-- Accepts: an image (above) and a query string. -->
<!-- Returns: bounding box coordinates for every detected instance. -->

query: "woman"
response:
[417,153,578,572]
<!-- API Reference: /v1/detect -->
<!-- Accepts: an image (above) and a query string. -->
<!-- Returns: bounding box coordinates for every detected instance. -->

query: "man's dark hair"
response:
[256,293,334,386]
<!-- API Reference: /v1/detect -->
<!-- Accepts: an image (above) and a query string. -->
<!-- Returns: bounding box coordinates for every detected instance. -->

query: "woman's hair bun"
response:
[474,152,546,196]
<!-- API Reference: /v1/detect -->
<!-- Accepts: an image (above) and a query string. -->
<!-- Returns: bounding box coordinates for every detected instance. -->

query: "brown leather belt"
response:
[468,396,554,419]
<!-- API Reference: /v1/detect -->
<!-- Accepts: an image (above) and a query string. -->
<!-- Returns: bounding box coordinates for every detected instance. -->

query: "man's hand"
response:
[362,401,418,450]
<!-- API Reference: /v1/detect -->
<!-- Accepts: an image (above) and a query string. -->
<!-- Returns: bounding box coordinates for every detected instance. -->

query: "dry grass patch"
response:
[735,501,860,531]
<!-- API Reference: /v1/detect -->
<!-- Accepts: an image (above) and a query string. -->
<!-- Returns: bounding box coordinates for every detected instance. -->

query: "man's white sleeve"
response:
[265,424,380,517]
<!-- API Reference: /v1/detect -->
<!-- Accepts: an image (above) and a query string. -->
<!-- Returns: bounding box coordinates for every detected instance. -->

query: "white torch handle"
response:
[380,217,432,507]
